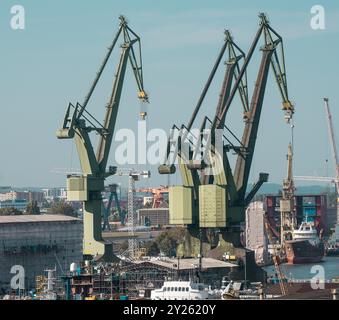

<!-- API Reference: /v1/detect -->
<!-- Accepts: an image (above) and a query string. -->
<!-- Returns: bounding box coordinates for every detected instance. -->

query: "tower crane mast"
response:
[324,98,339,224]
[114,169,150,260]
[56,16,148,261]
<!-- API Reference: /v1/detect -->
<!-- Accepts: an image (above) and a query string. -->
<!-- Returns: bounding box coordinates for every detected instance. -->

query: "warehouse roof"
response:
[144,257,238,270]
[0,214,81,224]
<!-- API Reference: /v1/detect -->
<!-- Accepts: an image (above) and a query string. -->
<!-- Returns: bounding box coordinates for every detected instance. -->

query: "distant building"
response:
[0,191,44,204]
[42,188,67,201]
[0,214,83,292]
[138,208,169,226]
[0,187,11,193]
[143,196,153,207]
[0,199,27,212]
[0,191,28,202]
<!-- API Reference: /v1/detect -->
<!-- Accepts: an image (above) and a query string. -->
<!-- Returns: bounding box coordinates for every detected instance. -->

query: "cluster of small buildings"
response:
[0,187,67,212]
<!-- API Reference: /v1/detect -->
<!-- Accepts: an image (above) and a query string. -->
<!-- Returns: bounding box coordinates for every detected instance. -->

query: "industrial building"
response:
[245,201,270,265]
[42,188,67,202]
[0,191,44,203]
[138,208,169,226]
[0,214,83,293]
[65,257,238,299]
[0,199,27,211]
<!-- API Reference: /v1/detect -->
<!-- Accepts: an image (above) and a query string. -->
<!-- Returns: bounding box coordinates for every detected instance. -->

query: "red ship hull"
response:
[285,240,324,264]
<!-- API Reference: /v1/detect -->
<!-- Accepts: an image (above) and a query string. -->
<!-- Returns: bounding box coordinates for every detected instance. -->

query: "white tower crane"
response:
[114,168,150,260]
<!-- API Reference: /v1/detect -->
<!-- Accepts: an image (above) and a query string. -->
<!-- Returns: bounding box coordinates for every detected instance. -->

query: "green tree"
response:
[155,227,185,256]
[143,241,159,256]
[48,201,77,217]
[0,207,23,216]
[26,201,40,215]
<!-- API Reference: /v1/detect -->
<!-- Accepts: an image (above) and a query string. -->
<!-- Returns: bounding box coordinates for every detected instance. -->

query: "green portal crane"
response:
[56,16,148,261]
[159,14,294,260]
[159,28,250,255]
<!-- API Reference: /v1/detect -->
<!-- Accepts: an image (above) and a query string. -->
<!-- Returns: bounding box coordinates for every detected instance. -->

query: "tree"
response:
[155,227,185,256]
[0,207,23,216]
[144,241,160,256]
[48,201,77,217]
[26,201,40,215]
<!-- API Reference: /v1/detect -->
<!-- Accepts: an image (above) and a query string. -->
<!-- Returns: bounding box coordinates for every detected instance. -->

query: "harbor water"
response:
[263,256,339,280]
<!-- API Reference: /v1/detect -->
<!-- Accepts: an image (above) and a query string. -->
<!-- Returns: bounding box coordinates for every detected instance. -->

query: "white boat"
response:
[150,281,212,300]
[292,222,320,245]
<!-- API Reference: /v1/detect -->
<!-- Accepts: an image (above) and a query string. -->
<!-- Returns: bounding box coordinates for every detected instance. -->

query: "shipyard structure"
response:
[0,215,82,292]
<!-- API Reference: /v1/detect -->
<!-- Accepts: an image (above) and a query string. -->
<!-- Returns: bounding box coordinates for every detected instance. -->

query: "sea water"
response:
[263,256,339,280]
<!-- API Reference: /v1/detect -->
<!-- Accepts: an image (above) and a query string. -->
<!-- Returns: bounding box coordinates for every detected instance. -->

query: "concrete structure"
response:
[245,201,270,265]
[0,214,83,293]
[138,208,169,226]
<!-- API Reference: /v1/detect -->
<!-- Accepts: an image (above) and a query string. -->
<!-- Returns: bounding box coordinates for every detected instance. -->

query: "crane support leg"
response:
[83,199,115,261]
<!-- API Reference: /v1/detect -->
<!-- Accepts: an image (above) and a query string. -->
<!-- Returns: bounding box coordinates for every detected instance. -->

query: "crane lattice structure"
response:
[114,169,150,260]
[280,143,297,244]
[264,218,288,296]
[56,16,148,261]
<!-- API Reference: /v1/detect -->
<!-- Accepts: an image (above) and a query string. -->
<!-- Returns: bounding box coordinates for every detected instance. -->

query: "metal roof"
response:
[144,257,238,270]
[0,214,81,224]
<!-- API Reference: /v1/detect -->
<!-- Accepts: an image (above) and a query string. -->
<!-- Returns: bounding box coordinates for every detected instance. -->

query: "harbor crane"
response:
[159,27,251,255]
[56,16,148,261]
[280,143,296,244]
[324,98,339,225]
[295,98,339,227]
[159,13,294,264]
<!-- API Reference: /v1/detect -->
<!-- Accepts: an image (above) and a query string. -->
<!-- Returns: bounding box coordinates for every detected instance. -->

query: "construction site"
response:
[1,7,339,301]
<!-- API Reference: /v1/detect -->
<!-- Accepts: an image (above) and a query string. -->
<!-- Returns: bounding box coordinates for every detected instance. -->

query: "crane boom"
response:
[324,98,339,187]
[233,15,294,201]
[324,98,339,225]
[56,16,148,261]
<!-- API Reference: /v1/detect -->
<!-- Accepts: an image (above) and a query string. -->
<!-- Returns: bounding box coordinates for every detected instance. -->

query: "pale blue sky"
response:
[1,0,339,188]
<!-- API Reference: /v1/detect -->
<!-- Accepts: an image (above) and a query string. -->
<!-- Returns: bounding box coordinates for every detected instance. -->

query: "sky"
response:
[0,0,339,189]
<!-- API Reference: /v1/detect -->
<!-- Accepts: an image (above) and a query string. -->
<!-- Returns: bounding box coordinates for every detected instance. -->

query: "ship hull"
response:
[285,240,324,264]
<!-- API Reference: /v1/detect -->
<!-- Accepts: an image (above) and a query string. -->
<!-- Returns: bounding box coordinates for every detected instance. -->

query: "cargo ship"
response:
[285,222,324,264]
